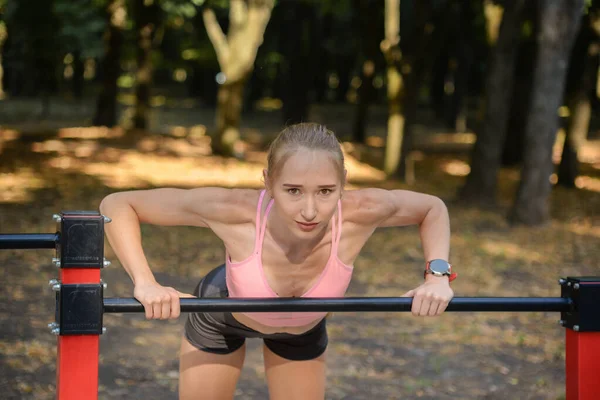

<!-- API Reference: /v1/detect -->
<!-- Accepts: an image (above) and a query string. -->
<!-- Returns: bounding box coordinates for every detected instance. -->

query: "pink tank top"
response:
[225,190,354,327]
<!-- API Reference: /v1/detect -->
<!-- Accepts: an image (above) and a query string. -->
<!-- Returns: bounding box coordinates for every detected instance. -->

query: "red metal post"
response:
[56,268,101,400]
[53,211,106,400]
[566,330,600,400]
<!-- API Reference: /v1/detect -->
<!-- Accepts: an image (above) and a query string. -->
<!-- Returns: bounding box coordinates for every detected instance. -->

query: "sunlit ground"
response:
[1,126,387,200]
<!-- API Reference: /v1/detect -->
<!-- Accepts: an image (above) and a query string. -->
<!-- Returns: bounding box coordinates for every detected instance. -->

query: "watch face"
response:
[429,259,451,274]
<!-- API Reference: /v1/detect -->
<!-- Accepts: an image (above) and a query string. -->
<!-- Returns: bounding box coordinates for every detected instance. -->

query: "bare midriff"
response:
[231,312,323,335]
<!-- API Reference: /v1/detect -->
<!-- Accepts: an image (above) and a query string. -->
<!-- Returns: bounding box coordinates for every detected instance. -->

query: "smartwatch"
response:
[424,259,458,282]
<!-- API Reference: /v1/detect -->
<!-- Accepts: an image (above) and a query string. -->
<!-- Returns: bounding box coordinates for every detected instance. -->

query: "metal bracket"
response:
[56,211,105,269]
[53,283,104,335]
[561,277,600,332]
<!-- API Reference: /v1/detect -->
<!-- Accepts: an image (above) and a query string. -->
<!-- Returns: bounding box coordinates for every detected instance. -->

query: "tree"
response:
[381,0,405,176]
[557,5,600,187]
[93,0,127,127]
[459,0,527,205]
[132,0,162,130]
[276,0,318,125]
[381,0,453,182]
[0,20,6,99]
[352,0,382,143]
[509,0,584,225]
[53,0,106,99]
[202,0,275,156]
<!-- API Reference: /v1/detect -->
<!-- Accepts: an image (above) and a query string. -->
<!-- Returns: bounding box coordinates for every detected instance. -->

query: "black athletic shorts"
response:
[184,264,328,361]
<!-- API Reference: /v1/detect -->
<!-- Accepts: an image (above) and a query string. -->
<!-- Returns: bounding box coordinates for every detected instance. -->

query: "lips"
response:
[296,221,318,231]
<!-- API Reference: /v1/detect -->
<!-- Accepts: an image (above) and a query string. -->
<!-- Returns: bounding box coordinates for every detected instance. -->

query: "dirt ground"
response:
[1,100,599,399]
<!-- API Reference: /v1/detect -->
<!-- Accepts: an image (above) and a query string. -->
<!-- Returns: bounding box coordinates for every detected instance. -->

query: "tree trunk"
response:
[557,12,599,187]
[352,0,380,143]
[72,49,84,99]
[382,0,405,177]
[132,0,161,131]
[509,0,583,225]
[459,0,526,205]
[280,1,315,124]
[203,0,275,156]
[214,80,246,156]
[0,22,6,99]
[502,1,540,166]
[93,0,126,127]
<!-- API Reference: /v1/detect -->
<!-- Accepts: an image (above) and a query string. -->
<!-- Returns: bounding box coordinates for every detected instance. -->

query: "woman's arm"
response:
[373,189,450,263]
[349,188,454,316]
[98,187,254,320]
[99,187,253,286]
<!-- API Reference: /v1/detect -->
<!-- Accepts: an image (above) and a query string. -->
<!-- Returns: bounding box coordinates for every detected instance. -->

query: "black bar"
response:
[103,297,573,313]
[0,233,59,249]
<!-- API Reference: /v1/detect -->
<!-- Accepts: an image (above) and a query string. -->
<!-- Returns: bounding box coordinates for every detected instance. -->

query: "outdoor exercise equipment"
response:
[1,211,599,399]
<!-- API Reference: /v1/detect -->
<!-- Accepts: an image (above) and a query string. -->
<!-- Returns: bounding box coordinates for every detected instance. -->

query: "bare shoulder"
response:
[102,186,261,228]
[342,188,443,228]
[341,188,395,227]
[185,187,260,226]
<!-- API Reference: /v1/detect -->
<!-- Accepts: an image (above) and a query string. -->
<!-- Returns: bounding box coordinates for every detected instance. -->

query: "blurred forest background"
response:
[0,0,598,225]
[1,0,600,399]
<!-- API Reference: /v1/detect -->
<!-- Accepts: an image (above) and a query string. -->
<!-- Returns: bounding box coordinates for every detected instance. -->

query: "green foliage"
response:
[53,0,106,58]
[3,0,60,62]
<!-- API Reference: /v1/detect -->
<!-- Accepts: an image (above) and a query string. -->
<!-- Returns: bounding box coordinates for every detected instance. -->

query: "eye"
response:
[319,188,333,195]
[287,188,300,195]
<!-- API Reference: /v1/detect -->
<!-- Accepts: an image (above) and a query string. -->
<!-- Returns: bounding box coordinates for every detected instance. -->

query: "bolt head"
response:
[52,214,62,223]
[573,283,580,290]
[573,325,580,332]
[558,278,566,285]
[103,259,111,267]
[103,216,112,223]
[102,327,107,334]
[559,320,566,326]
[51,328,60,335]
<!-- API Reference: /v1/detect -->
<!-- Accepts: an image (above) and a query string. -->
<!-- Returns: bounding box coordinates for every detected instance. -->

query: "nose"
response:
[300,196,317,221]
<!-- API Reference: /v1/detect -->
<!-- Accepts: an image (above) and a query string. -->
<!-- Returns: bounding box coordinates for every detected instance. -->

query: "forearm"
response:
[100,195,157,286]
[419,198,450,263]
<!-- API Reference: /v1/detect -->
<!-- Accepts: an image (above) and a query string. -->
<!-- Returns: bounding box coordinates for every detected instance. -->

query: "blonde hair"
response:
[266,123,345,183]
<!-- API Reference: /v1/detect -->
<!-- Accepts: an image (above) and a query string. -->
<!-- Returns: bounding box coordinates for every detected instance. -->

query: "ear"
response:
[341,169,348,198]
[263,169,271,192]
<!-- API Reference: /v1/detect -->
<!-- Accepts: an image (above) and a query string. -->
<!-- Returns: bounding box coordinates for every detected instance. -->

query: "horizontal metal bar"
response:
[0,233,59,249]
[103,297,573,313]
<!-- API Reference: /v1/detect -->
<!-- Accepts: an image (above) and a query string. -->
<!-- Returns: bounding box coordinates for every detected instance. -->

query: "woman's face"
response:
[266,148,344,236]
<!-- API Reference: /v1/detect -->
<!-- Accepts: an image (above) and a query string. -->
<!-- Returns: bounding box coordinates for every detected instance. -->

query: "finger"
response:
[143,302,153,320]
[401,290,415,297]
[429,297,442,316]
[170,290,181,319]
[152,302,162,320]
[419,296,432,316]
[161,297,171,320]
[177,291,196,298]
[412,294,423,316]
[436,300,450,315]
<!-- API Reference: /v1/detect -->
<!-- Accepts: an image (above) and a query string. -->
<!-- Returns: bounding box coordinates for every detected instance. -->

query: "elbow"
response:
[420,196,448,226]
[99,192,123,216]
[434,196,448,213]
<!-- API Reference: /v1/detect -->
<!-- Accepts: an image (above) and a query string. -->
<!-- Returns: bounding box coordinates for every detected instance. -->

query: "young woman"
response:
[99,123,456,400]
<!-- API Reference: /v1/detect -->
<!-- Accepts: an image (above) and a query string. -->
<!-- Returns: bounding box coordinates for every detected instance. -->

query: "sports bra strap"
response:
[257,192,274,254]
[253,190,267,253]
[331,200,343,253]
